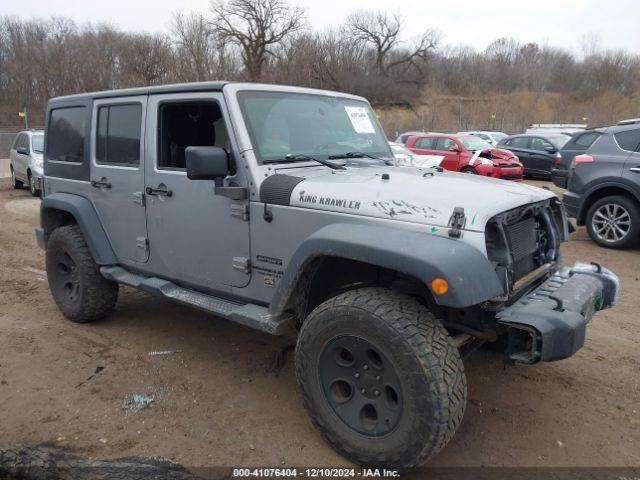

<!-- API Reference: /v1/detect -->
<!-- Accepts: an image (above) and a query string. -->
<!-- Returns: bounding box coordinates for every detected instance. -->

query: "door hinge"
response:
[136,236,149,252]
[231,203,249,221]
[232,257,251,274]
[448,207,466,238]
[133,191,145,206]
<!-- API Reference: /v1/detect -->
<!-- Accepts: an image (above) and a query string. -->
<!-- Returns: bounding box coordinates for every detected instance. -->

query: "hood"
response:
[485,148,519,164]
[284,166,554,232]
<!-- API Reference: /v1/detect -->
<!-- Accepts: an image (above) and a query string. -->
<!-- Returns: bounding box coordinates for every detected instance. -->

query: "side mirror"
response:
[449,146,460,153]
[186,146,229,185]
[17,146,28,155]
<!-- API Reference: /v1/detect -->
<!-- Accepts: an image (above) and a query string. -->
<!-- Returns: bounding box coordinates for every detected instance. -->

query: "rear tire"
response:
[295,288,466,469]
[10,166,23,189]
[586,195,640,249]
[46,225,118,323]
[461,167,477,174]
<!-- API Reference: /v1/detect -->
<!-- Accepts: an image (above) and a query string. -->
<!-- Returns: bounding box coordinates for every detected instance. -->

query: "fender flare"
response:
[40,193,117,265]
[269,223,504,315]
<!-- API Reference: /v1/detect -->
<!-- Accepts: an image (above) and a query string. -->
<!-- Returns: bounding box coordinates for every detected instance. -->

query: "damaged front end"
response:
[484,199,620,364]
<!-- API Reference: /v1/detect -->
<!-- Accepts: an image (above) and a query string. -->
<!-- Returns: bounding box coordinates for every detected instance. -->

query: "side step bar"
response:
[100,266,292,336]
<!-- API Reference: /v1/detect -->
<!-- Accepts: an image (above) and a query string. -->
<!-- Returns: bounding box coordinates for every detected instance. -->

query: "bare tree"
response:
[209,0,306,81]
[346,10,439,77]
[171,11,217,81]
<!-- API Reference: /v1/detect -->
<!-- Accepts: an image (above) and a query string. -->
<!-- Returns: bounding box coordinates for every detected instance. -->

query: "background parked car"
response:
[497,133,570,178]
[551,129,603,188]
[9,129,44,197]
[388,141,443,168]
[458,131,508,146]
[394,130,427,144]
[563,124,640,248]
[406,133,523,180]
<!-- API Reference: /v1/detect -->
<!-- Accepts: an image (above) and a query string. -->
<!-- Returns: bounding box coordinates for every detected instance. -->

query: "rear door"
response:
[408,136,436,155]
[505,136,532,173]
[89,96,149,263]
[13,134,29,181]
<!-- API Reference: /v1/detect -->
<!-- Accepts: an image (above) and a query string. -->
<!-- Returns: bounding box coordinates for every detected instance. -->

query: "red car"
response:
[406,133,524,181]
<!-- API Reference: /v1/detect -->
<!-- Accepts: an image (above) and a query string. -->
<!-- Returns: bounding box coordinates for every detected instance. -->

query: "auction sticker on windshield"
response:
[344,106,375,134]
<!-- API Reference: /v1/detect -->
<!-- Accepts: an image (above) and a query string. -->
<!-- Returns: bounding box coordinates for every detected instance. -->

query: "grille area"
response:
[507,217,537,261]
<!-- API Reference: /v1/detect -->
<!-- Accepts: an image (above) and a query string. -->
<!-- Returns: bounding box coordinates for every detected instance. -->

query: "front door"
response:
[144,93,251,291]
[529,137,555,175]
[90,97,149,263]
[435,137,460,171]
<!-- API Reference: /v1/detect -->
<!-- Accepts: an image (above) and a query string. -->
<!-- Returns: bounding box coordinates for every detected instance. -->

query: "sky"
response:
[3,0,640,55]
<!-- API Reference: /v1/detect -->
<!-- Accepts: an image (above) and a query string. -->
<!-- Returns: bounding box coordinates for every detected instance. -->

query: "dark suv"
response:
[563,125,640,249]
[552,129,604,189]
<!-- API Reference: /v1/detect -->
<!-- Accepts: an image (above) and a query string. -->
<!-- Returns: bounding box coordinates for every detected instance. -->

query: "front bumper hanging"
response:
[496,262,619,364]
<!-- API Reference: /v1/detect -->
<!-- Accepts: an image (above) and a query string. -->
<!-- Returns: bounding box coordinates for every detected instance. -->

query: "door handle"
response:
[630,167,640,173]
[90,179,111,189]
[146,185,173,197]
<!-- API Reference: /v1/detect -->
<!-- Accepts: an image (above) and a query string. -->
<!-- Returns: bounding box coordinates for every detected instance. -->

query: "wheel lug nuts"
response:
[354,373,360,379]
[361,388,366,394]
[375,375,381,381]
[374,390,380,397]
[363,365,369,370]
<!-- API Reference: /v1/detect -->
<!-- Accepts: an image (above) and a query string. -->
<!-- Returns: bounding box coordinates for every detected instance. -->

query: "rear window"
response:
[572,131,601,149]
[507,137,530,148]
[614,129,640,152]
[414,137,435,149]
[48,107,86,163]
[96,104,142,166]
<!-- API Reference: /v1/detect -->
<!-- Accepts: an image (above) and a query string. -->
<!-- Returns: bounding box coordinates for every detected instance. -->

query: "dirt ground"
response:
[0,177,638,469]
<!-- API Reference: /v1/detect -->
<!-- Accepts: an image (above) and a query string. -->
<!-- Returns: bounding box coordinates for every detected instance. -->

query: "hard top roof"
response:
[49,81,228,104]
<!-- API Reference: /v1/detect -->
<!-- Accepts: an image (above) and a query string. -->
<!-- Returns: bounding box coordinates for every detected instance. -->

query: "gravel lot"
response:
[0,177,638,468]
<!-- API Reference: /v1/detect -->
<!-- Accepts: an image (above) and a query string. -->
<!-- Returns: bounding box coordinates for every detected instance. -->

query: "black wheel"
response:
[46,225,118,323]
[295,288,467,469]
[586,195,640,249]
[28,173,40,197]
[461,167,477,174]
[10,166,24,189]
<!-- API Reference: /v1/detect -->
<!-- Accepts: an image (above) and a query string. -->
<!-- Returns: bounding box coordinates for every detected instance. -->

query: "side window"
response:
[509,136,530,149]
[96,104,142,166]
[435,138,456,151]
[415,137,435,149]
[530,137,553,151]
[48,107,86,163]
[614,129,640,152]
[158,101,231,170]
[573,131,601,149]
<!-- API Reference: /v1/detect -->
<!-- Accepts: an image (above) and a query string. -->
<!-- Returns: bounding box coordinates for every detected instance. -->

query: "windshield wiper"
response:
[264,154,345,170]
[328,151,392,165]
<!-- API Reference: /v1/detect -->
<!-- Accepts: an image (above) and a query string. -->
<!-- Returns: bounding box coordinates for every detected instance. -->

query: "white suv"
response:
[9,129,44,197]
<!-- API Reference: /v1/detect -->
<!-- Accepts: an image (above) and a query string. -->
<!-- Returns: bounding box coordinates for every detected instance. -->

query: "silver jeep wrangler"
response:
[36,82,619,469]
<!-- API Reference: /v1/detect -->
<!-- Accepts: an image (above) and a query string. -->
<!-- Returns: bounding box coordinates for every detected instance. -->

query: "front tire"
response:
[586,195,640,249]
[28,173,40,197]
[295,288,466,469]
[461,167,477,174]
[46,225,118,323]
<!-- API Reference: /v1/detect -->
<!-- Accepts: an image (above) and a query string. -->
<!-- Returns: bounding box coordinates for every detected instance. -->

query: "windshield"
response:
[491,132,508,141]
[32,134,44,153]
[458,135,493,151]
[238,91,392,163]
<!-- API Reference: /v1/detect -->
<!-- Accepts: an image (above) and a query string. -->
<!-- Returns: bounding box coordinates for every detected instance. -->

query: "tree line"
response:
[1,0,639,134]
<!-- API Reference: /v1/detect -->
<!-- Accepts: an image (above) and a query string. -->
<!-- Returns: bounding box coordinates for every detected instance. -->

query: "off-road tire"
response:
[46,225,118,323]
[10,166,23,189]
[586,195,640,249]
[461,167,478,174]
[295,288,467,469]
